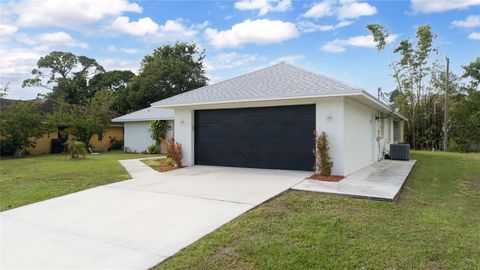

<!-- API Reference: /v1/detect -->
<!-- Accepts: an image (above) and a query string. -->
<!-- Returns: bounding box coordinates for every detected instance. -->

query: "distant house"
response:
[111,107,174,153]
[150,63,406,176]
[0,98,124,154]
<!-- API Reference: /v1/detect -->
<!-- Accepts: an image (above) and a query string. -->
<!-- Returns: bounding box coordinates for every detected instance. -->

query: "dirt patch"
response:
[307,174,344,182]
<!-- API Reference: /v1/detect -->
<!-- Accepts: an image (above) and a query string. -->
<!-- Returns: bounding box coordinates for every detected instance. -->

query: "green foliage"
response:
[88,70,136,114]
[0,138,16,156]
[23,51,104,104]
[449,89,480,152]
[108,137,124,151]
[0,82,8,98]
[147,144,160,154]
[366,23,390,52]
[0,102,47,156]
[128,42,208,109]
[462,57,480,89]
[149,120,168,145]
[165,157,175,166]
[48,91,113,146]
[65,140,88,159]
[314,131,333,176]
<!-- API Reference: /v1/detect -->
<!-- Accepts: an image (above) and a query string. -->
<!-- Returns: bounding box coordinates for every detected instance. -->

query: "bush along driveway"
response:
[155,151,480,269]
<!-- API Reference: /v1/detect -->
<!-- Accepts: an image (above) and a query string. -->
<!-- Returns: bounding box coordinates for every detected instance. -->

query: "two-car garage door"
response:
[194,105,315,171]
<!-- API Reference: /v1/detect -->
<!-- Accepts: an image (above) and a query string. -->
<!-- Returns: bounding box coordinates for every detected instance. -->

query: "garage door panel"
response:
[194,105,315,171]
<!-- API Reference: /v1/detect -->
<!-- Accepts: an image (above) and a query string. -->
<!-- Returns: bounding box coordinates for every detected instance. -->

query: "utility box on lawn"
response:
[390,144,410,160]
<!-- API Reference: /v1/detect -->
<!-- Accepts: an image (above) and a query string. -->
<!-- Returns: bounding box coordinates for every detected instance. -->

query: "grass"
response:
[156,151,480,270]
[0,151,155,211]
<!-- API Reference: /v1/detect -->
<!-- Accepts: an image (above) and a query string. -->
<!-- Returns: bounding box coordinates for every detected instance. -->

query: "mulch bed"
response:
[307,174,344,182]
[152,158,176,172]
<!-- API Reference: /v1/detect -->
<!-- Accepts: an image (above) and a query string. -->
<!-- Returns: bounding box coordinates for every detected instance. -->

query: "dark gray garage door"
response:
[194,105,315,171]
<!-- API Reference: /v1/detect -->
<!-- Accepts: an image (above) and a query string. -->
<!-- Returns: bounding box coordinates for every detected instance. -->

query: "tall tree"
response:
[367,24,448,149]
[48,90,113,146]
[88,70,136,114]
[23,51,104,104]
[130,42,208,109]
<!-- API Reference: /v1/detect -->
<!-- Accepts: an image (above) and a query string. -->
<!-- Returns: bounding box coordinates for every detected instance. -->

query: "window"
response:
[98,132,103,141]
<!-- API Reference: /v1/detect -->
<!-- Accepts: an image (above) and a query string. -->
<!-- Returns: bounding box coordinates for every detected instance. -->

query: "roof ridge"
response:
[281,62,363,91]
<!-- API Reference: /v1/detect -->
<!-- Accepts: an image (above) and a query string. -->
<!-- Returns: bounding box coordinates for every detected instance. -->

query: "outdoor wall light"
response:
[326,115,333,121]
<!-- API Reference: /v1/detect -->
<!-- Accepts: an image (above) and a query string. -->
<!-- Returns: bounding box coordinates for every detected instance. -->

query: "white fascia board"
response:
[150,92,361,108]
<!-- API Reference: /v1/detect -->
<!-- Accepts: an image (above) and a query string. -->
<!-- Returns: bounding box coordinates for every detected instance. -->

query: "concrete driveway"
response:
[1,159,308,269]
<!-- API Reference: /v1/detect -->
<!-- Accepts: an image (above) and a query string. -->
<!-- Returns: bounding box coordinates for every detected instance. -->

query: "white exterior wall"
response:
[343,98,377,175]
[124,120,174,153]
[172,97,403,176]
[315,97,345,176]
[174,109,194,166]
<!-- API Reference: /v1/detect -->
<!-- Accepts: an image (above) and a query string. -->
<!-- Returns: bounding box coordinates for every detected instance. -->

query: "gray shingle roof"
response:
[111,107,174,122]
[151,62,363,107]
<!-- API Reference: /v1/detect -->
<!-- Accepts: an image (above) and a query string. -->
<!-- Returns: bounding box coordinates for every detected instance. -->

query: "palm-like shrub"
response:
[65,140,88,159]
[162,138,183,167]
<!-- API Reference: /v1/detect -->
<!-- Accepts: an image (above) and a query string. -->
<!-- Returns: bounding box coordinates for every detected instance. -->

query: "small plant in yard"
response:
[65,140,88,159]
[162,138,183,167]
[165,157,175,167]
[147,144,160,154]
[314,131,333,176]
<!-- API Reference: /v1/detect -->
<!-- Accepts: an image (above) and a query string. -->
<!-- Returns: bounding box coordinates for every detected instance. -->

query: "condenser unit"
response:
[390,144,410,160]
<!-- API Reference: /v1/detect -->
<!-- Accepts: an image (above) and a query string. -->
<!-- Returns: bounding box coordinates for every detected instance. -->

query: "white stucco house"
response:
[112,107,174,153]
[150,63,406,176]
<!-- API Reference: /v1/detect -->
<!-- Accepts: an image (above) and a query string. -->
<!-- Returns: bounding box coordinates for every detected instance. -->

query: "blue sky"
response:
[1,0,479,100]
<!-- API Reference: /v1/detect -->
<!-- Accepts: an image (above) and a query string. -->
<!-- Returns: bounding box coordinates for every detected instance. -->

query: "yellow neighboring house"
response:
[27,125,124,154]
[1,98,124,154]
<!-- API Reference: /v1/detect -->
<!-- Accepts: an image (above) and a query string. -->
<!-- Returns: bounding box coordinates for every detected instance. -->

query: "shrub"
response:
[65,140,88,159]
[108,137,124,151]
[147,144,160,154]
[0,138,16,156]
[162,138,183,167]
[314,131,333,176]
[165,157,175,166]
[149,120,168,146]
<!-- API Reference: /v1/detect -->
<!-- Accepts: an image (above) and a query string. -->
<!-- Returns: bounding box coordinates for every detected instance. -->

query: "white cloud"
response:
[234,0,292,16]
[304,0,376,19]
[468,32,480,40]
[298,20,353,33]
[153,19,197,41]
[321,34,398,53]
[14,0,142,30]
[99,58,140,73]
[108,16,159,36]
[337,1,377,19]
[304,1,333,18]
[411,0,480,13]
[269,54,304,65]
[0,24,18,36]
[205,52,259,71]
[20,31,88,49]
[452,15,480,28]
[204,19,299,48]
[0,48,41,77]
[106,45,138,54]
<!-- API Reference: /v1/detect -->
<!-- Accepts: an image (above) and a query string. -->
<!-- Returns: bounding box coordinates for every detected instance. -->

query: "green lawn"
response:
[0,151,154,211]
[156,151,480,270]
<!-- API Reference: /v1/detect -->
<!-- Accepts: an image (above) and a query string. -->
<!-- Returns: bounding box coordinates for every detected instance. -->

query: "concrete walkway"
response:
[1,159,308,269]
[293,160,416,202]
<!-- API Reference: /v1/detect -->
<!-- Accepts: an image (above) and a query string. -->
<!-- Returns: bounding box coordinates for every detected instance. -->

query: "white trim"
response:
[111,117,175,123]
[151,91,407,121]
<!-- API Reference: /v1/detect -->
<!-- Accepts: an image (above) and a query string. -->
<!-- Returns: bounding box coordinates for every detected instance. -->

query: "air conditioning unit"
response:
[390,144,410,160]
